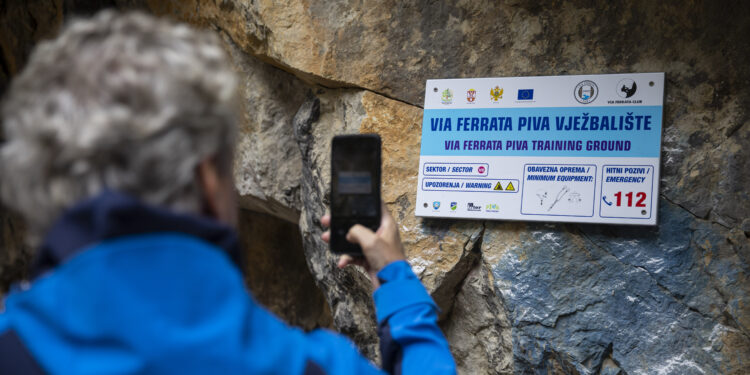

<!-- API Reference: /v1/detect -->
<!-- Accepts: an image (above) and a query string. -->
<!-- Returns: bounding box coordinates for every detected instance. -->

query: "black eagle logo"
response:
[620,81,637,98]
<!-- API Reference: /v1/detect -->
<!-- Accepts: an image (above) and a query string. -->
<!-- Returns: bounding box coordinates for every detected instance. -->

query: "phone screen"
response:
[330,134,381,255]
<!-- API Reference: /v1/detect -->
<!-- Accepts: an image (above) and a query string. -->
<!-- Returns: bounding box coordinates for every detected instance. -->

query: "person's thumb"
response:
[346,224,377,249]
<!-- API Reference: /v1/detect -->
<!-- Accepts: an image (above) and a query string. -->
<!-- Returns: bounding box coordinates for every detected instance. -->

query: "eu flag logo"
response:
[517,89,534,100]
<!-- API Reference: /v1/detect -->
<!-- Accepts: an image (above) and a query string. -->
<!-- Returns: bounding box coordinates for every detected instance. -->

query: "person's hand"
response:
[320,204,406,289]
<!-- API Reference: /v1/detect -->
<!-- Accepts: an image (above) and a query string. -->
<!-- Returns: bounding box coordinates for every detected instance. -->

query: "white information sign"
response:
[415,73,664,225]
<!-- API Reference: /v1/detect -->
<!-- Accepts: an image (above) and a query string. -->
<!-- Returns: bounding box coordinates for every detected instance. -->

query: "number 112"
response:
[614,191,647,207]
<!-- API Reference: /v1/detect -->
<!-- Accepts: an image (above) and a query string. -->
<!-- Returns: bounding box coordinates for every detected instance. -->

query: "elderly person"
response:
[0,11,455,375]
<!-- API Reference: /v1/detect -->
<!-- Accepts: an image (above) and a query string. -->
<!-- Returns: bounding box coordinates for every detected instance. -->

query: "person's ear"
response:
[197,157,238,227]
[197,157,239,226]
[197,158,222,219]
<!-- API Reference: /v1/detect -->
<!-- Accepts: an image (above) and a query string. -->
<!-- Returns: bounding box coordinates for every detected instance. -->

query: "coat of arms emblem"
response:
[466,89,476,103]
[490,86,503,102]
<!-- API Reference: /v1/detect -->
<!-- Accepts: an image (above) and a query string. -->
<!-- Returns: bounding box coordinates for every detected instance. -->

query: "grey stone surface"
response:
[487,200,749,374]
[223,34,307,223]
[441,258,514,374]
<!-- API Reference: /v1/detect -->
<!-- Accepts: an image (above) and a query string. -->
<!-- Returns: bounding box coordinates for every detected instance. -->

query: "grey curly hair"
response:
[0,11,238,242]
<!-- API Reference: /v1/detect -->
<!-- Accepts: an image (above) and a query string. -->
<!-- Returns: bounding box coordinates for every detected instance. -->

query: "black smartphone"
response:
[330,134,382,255]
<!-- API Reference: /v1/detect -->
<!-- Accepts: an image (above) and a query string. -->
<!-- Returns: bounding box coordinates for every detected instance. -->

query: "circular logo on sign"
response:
[478,166,486,174]
[574,80,598,104]
[616,78,637,98]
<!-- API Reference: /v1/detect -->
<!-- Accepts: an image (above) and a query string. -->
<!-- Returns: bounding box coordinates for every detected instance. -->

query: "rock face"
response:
[224,33,307,223]
[0,208,30,293]
[239,210,332,331]
[1,1,749,374]
[485,204,750,374]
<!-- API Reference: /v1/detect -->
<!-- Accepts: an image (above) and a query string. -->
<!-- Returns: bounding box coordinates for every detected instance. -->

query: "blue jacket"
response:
[0,192,456,374]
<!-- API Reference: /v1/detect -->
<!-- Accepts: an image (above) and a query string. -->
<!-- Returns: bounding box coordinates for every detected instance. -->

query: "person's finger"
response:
[337,254,354,268]
[346,224,377,249]
[321,230,330,243]
[338,255,371,271]
[377,203,397,235]
[320,215,331,228]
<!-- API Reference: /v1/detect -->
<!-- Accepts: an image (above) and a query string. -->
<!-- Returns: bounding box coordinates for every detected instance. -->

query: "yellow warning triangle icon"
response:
[505,181,515,191]
[493,182,503,190]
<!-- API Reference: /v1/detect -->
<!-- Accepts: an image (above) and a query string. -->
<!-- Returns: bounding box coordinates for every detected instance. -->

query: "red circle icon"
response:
[478,166,486,174]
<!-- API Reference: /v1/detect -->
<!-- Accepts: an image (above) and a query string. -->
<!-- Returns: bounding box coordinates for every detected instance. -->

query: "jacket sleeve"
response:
[244,260,455,375]
[373,260,457,374]
[243,295,386,375]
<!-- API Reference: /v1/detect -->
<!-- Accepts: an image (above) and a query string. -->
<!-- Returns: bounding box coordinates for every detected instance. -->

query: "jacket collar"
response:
[32,191,242,279]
